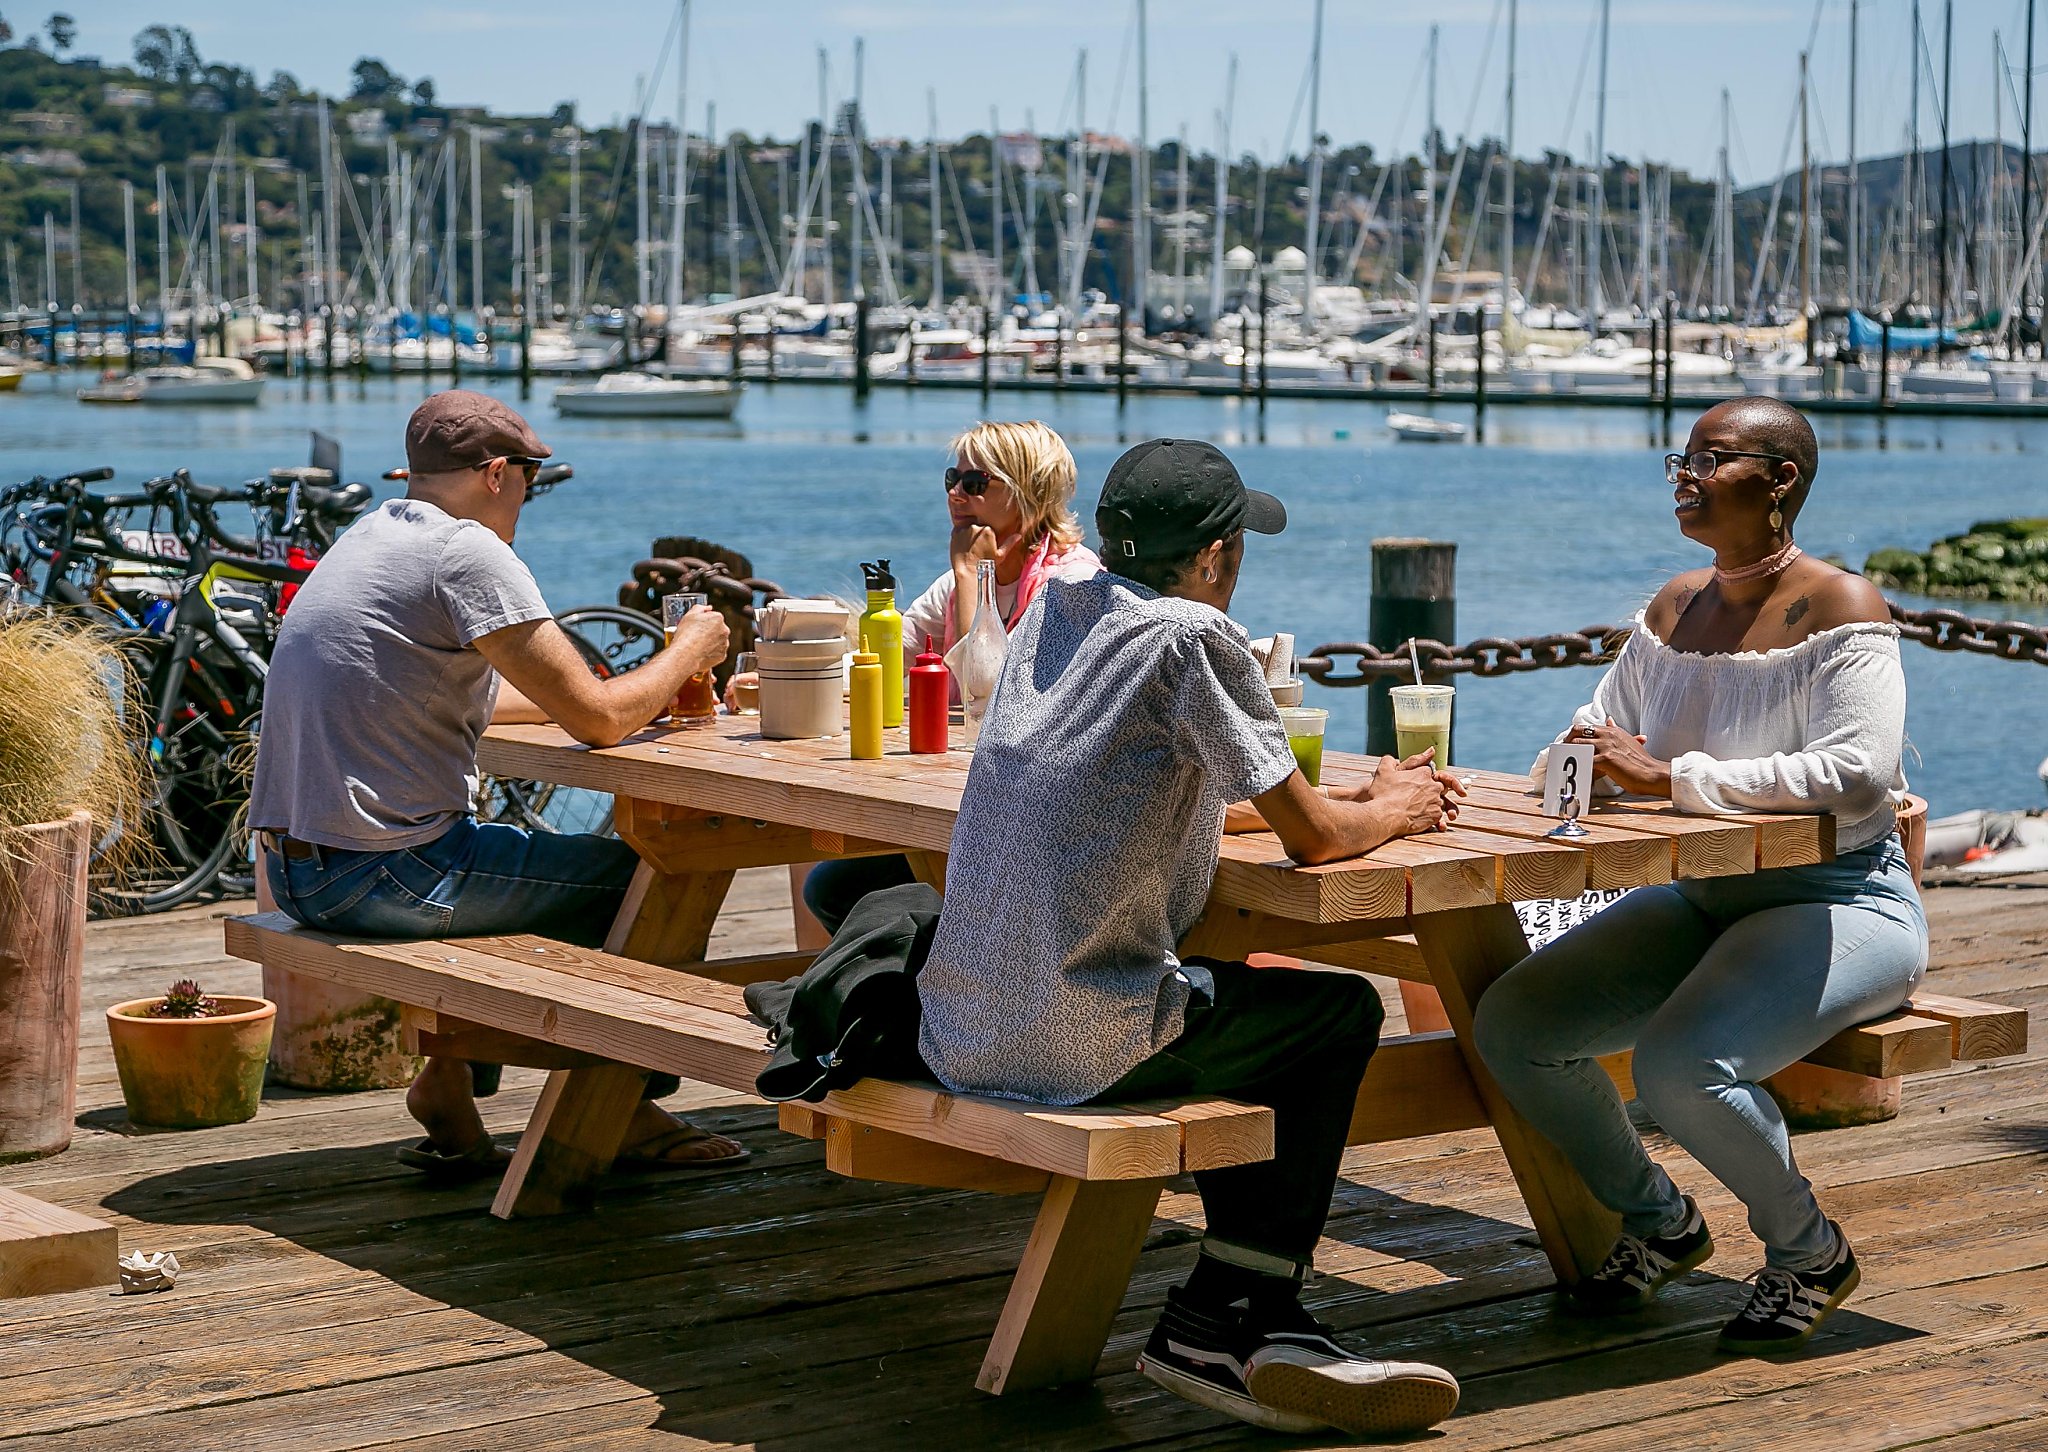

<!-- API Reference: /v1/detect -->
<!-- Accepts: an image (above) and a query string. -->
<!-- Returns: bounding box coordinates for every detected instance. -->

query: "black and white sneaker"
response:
[1243,1321,1461,1438]
[1718,1225,1861,1355]
[1138,1290,1460,1437]
[1568,1195,1715,1313]
[1138,1288,1321,1434]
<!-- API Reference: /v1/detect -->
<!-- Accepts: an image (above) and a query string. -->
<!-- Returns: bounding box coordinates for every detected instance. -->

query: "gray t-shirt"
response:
[249,498,552,850]
[915,573,1299,1105]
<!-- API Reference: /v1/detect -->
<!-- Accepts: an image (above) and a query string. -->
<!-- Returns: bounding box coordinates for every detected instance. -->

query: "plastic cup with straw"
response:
[1390,637,1454,770]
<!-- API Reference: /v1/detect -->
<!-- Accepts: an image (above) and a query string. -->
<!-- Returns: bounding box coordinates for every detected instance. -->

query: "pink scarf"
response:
[941,536,1103,652]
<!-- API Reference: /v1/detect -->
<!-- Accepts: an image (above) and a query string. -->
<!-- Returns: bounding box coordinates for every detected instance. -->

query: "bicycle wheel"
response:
[96,632,258,914]
[480,605,665,837]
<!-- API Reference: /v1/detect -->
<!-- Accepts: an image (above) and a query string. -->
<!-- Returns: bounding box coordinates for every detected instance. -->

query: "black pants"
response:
[1098,961,1384,1271]
[803,853,918,935]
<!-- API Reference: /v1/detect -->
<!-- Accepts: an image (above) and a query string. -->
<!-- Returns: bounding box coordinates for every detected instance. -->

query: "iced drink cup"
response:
[663,592,719,724]
[1278,706,1329,787]
[1390,684,1454,769]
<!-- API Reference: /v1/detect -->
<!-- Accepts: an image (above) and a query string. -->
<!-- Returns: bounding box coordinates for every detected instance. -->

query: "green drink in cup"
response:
[1390,684,1455,769]
[1278,706,1329,787]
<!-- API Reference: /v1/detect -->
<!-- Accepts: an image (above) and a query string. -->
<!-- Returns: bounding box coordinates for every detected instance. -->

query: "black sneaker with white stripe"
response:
[1567,1195,1715,1314]
[1717,1225,1861,1355]
[1138,1287,1320,1434]
[1137,1289,1460,1437]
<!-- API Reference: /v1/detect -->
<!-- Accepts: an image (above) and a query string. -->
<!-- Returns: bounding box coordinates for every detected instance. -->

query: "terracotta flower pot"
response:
[106,996,276,1129]
[0,812,90,1162]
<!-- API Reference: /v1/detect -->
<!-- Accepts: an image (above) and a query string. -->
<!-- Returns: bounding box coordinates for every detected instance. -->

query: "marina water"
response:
[7,375,2044,814]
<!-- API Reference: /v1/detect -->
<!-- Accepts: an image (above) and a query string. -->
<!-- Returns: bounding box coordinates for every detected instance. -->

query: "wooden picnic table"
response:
[476,714,1840,1287]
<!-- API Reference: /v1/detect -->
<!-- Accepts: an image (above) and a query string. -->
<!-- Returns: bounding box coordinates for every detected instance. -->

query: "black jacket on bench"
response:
[744,881,941,1102]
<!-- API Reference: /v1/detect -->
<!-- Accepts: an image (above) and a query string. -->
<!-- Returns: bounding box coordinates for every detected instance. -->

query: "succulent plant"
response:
[151,979,223,1019]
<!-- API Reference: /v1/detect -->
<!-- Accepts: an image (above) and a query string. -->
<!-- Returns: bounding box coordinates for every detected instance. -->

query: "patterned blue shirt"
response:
[916,573,1299,1105]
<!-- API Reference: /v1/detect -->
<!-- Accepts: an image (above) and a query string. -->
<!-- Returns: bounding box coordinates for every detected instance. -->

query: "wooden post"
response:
[518,305,533,397]
[1238,312,1250,394]
[124,307,138,375]
[1256,284,1269,414]
[1426,312,1439,396]
[1878,310,1893,410]
[853,293,872,403]
[729,315,743,382]
[322,303,335,375]
[1367,539,1456,757]
[980,305,993,399]
[1647,314,1660,408]
[1051,319,1063,390]
[906,317,919,385]
[1662,292,1677,424]
[1471,303,1486,441]
[1116,303,1130,407]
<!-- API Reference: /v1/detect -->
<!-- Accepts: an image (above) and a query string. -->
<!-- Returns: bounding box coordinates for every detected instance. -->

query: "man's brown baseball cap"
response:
[404,390,552,474]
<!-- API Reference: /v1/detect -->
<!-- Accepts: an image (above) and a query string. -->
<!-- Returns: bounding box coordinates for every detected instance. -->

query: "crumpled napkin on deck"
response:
[118,1250,180,1294]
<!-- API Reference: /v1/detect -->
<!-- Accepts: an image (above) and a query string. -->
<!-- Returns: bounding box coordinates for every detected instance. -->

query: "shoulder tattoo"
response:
[1673,585,1698,615]
[1783,596,1811,630]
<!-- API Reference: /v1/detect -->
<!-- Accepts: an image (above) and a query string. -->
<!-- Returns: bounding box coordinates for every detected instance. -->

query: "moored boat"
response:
[553,371,744,418]
[1387,411,1469,442]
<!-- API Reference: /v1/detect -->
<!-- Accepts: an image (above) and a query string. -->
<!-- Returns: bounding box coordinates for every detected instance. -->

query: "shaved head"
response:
[1710,396,1819,517]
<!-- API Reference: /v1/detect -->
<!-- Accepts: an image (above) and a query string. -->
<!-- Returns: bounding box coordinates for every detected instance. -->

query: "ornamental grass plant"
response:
[0,610,146,881]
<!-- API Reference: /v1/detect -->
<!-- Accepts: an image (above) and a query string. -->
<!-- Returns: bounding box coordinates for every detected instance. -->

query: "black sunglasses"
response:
[1664,450,1794,486]
[497,455,545,483]
[944,465,996,497]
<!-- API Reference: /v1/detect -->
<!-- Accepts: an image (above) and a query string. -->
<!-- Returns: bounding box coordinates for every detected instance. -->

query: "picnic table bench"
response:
[226,718,2025,1395]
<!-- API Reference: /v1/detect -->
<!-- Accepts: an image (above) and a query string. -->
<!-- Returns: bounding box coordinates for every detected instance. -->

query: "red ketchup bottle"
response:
[908,636,951,754]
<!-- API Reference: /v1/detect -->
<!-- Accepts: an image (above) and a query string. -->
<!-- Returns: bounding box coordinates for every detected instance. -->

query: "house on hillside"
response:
[346,110,389,143]
[3,146,86,173]
[19,111,85,137]
[102,85,155,109]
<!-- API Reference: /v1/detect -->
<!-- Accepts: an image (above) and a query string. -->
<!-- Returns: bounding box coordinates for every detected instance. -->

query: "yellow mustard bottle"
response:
[849,635,884,760]
[860,560,905,727]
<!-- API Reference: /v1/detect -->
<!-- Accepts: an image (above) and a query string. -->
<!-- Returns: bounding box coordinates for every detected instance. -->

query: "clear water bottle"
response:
[945,559,1009,742]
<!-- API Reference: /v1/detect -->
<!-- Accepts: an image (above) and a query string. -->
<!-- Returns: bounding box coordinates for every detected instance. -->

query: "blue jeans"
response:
[265,817,679,1098]
[1473,839,1929,1271]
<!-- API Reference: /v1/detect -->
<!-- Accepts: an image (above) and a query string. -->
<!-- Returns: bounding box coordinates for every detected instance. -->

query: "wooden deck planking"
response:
[0,871,2043,1448]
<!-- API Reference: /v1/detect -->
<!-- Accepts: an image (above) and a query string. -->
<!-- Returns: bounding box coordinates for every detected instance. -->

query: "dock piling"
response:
[1367,538,1457,757]
[1471,303,1486,441]
[854,295,872,403]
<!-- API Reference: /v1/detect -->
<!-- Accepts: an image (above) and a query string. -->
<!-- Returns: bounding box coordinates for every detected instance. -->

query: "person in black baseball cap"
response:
[911,437,1464,1437]
[1095,438,1286,603]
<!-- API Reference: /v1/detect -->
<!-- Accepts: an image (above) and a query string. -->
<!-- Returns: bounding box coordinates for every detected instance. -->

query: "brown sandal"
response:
[612,1122,752,1173]
[395,1134,512,1182]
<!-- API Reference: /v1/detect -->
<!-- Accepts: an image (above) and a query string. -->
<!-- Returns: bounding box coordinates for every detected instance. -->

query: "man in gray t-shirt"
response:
[250,391,744,1179]
[917,440,1462,1438]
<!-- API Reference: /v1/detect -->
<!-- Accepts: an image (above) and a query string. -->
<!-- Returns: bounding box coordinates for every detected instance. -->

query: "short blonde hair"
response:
[950,420,1083,551]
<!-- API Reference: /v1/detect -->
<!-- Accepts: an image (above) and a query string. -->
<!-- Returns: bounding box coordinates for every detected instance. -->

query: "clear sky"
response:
[39,1,2048,184]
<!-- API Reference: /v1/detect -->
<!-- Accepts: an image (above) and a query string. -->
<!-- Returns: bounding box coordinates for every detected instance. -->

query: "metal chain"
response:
[1298,602,2048,687]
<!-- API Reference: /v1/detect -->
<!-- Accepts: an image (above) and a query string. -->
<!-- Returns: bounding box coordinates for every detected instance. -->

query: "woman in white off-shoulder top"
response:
[1474,398,1929,1356]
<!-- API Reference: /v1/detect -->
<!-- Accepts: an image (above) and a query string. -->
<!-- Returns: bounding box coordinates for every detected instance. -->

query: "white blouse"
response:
[1534,614,1910,853]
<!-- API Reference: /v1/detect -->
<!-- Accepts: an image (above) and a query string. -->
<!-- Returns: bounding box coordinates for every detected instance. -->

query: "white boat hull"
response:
[554,382,743,418]
[138,379,265,404]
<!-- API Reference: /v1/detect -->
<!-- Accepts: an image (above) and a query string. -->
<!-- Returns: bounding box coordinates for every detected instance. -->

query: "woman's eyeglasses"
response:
[944,466,996,497]
[1664,449,1793,486]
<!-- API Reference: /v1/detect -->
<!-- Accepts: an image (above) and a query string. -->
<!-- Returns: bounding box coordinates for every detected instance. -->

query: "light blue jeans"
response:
[1473,838,1929,1271]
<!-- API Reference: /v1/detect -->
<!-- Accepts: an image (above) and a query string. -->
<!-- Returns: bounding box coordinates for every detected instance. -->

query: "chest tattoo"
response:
[1783,596,1811,630]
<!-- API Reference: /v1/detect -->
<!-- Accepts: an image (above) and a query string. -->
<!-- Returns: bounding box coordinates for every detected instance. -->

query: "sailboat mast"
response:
[2025,0,2038,351]
[1303,0,1324,323]
[1590,0,1610,328]
[634,76,650,315]
[1848,0,1861,309]
[1211,53,1236,327]
[123,180,137,319]
[444,135,459,324]
[1134,0,1149,329]
[669,0,690,318]
[156,165,170,323]
[928,91,943,309]
[467,124,482,317]
[244,170,258,308]
[1938,0,1952,332]
[1501,0,1515,339]
[1639,156,1651,316]
[817,50,834,310]
[850,37,865,301]
[1719,91,1733,316]
[1418,25,1439,335]
[727,135,742,300]
[1799,52,1812,326]
[1175,123,1190,315]
[568,126,582,317]
[991,106,1004,311]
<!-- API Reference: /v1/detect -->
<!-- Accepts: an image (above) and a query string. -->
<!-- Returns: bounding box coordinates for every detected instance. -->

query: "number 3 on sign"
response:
[1543,743,1596,818]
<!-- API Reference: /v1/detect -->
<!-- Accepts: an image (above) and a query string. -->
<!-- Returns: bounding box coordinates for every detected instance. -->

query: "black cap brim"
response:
[1242,489,1287,536]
